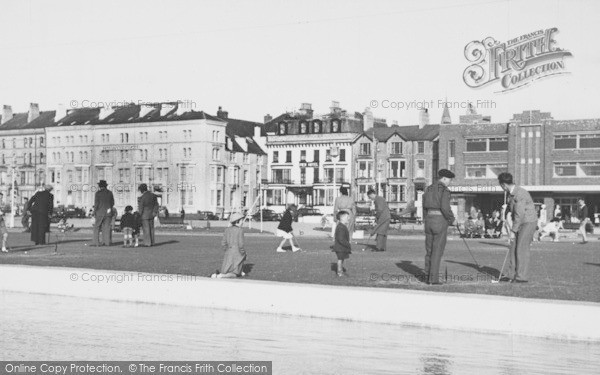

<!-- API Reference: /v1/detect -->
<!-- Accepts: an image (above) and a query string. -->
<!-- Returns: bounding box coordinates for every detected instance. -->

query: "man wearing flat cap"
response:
[422,169,457,285]
[92,180,114,246]
[28,184,54,245]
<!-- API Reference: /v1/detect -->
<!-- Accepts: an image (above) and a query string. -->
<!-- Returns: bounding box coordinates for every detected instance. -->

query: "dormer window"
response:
[313,120,322,133]
[331,119,341,133]
[300,121,308,134]
[278,122,287,135]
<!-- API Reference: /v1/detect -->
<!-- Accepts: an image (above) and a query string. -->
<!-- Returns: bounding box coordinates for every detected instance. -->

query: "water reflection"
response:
[1,291,599,375]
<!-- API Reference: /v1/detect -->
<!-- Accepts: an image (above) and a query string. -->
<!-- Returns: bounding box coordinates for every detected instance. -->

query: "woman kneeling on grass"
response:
[211,212,246,279]
[333,210,352,277]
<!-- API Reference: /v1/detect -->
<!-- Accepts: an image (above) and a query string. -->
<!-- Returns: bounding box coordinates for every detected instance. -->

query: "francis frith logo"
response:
[463,27,572,92]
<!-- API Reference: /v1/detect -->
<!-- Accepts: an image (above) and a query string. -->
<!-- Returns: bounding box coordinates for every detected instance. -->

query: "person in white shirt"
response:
[538,219,564,242]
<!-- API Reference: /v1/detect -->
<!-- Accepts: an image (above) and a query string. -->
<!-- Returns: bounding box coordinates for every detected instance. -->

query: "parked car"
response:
[252,209,282,221]
[63,206,87,218]
[297,207,321,217]
[198,211,219,220]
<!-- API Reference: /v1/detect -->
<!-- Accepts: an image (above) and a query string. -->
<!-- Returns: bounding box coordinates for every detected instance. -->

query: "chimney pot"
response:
[2,105,13,125]
[418,108,429,129]
[217,106,228,119]
[264,114,273,124]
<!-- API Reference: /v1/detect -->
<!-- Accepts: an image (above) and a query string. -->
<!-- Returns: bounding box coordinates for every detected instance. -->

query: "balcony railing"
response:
[315,178,348,184]
[269,179,293,184]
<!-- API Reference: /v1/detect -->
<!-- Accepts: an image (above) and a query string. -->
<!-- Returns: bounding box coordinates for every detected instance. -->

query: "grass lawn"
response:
[1,231,599,303]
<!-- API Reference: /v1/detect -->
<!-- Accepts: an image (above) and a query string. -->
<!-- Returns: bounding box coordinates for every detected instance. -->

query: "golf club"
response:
[456,224,498,283]
[491,191,511,283]
[493,244,511,284]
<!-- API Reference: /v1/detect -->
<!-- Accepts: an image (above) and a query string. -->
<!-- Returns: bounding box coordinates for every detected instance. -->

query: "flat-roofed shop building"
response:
[438,110,600,221]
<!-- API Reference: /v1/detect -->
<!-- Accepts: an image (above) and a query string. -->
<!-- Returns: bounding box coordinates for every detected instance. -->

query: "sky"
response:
[1,0,599,125]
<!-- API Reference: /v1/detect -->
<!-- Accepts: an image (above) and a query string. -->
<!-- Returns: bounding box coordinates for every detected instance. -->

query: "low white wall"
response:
[1,265,599,341]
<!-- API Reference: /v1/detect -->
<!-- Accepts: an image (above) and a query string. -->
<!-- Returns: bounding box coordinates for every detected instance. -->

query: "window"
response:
[216,167,223,183]
[300,121,308,134]
[300,150,306,162]
[554,161,600,177]
[286,151,292,163]
[466,138,487,152]
[313,121,321,133]
[313,150,319,162]
[360,143,371,155]
[448,140,455,158]
[272,169,291,183]
[389,185,405,202]
[358,161,372,178]
[278,122,287,135]
[417,141,425,154]
[326,149,331,162]
[554,135,577,149]
[339,149,346,162]
[489,137,508,151]
[580,134,600,149]
[390,161,406,178]
[580,162,600,176]
[40,137,44,146]
[266,189,283,206]
[272,151,279,163]
[313,167,319,182]
[416,160,425,178]
[466,164,508,178]
[230,152,236,162]
[243,170,249,184]
[331,120,341,133]
[390,142,402,154]
[212,148,220,161]
[136,167,144,182]
[243,153,249,163]
[1,140,4,148]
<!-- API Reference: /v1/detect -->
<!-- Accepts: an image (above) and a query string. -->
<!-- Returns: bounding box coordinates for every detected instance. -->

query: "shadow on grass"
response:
[445,260,500,278]
[584,262,600,268]
[242,263,254,275]
[151,240,179,247]
[395,260,426,279]
[477,241,510,249]
[329,263,346,273]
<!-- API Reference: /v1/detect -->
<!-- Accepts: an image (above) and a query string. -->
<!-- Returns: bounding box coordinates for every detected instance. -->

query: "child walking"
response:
[0,211,8,252]
[212,212,246,278]
[332,210,352,277]
[276,204,301,253]
[120,205,136,247]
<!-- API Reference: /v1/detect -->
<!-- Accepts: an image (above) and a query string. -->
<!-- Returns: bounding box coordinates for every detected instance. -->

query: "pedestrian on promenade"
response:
[498,172,537,283]
[21,197,31,233]
[138,183,159,247]
[367,189,390,252]
[29,184,54,245]
[276,204,301,253]
[0,210,8,252]
[212,212,247,279]
[120,205,136,248]
[92,180,114,247]
[333,186,357,237]
[332,210,352,277]
[132,210,142,247]
[423,169,456,285]
[577,198,590,244]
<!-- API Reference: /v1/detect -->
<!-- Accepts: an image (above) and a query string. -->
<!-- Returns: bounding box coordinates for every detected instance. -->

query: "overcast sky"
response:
[1,0,598,125]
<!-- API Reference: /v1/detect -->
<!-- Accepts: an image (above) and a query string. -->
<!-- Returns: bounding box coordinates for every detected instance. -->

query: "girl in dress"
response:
[212,212,246,278]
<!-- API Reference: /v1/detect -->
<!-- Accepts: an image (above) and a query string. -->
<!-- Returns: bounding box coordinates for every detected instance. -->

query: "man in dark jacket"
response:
[29,185,54,245]
[92,180,114,246]
[368,189,390,252]
[423,169,457,285]
[138,183,159,247]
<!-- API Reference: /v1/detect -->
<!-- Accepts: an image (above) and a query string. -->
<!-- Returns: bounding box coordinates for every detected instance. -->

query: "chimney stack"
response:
[28,103,40,123]
[2,105,13,124]
[330,101,341,115]
[363,107,374,130]
[264,114,273,124]
[418,108,429,129]
[217,106,228,119]
[298,103,313,118]
[55,103,67,122]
